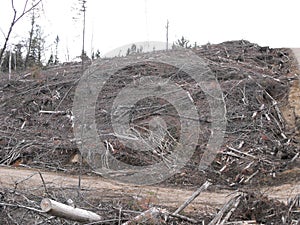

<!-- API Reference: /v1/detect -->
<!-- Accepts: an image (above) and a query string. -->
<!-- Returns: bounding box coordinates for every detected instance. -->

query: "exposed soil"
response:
[1,166,299,209]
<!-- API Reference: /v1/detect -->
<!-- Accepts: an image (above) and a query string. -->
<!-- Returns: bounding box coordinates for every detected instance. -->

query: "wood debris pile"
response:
[0,40,299,224]
[0,40,299,184]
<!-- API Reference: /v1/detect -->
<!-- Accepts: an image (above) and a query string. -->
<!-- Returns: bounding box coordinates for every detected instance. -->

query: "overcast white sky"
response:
[1,0,300,62]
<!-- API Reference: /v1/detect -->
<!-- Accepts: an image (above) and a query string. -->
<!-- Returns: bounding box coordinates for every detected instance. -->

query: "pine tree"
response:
[14,43,24,70]
[175,36,191,49]
[47,54,54,66]
[95,49,100,59]
[24,3,45,68]
[26,24,45,67]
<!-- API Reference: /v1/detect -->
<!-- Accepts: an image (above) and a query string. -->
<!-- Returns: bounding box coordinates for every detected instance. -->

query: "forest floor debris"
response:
[0,40,299,224]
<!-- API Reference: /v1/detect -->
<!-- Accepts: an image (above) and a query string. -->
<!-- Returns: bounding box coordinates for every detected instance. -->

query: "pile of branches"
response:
[186,40,300,186]
[0,63,84,170]
[0,40,299,187]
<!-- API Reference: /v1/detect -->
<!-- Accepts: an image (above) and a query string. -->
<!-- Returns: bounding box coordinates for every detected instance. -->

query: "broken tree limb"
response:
[244,170,259,183]
[0,202,42,213]
[169,213,199,224]
[226,146,256,159]
[219,195,242,225]
[40,198,102,222]
[39,110,66,114]
[122,207,167,225]
[164,181,211,223]
[173,180,211,215]
[208,194,241,225]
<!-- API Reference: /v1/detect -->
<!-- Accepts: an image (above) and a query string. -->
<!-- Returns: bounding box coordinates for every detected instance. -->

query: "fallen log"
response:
[122,207,167,225]
[208,194,242,225]
[40,198,102,222]
[173,180,211,215]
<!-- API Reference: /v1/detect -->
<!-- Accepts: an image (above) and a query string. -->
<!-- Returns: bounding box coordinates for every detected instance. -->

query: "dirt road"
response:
[0,166,299,213]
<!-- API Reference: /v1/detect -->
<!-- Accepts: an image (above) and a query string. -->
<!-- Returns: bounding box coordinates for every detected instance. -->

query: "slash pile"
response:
[0,40,299,186]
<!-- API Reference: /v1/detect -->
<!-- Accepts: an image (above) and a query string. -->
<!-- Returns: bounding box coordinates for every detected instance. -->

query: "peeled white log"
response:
[41,198,102,222]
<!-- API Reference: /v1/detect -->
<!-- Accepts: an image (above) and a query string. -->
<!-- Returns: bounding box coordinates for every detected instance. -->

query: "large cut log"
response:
[41,198,102,222]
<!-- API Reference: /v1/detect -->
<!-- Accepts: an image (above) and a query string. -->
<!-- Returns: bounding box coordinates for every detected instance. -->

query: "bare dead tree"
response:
[80,0,87,64]
[166,20,169,50]
[0,0,42,67]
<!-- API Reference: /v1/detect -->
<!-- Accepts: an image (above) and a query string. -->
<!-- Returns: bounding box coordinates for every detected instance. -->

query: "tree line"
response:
[0,0,197,73]
[0,0,46,72]
[0,0,97,73]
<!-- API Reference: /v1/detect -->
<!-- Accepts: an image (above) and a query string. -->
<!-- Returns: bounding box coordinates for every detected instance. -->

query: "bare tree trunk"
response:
[166,20,169,50]
[14,49,17,71]
[9,48,12,79]
[81,0,87,71]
